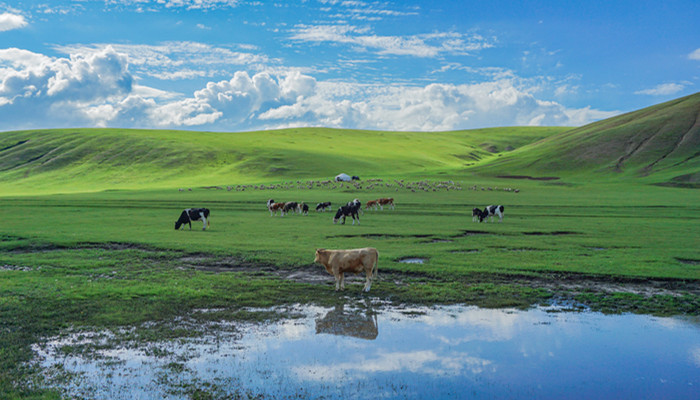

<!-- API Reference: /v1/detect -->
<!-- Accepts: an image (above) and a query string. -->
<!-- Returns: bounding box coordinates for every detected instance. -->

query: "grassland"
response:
[1,94,699,398]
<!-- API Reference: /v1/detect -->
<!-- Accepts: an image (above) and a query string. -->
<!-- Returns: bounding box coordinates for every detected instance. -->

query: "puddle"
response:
[32,305,700,400]
[397,257,427,264]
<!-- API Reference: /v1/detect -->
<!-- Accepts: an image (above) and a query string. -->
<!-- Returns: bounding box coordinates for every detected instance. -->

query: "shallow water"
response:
[33,304,700,399]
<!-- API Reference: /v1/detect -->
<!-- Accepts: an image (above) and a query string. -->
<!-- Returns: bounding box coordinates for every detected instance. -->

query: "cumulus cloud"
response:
[689,48,700,60]
[54,42,270,80]
[634,83,685,96]
[259,79,617,131]
[0,46,614,131]
[0,12,27,31]
[0,46,135,128]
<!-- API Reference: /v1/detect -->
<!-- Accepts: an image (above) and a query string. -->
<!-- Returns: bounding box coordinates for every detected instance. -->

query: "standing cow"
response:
[314,248,379,292]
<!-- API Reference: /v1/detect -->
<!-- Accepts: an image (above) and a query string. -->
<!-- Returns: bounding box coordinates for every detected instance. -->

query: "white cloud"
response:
[260,79,616,131]
[0,12,27,31]
[634,83,685,96]
[105,0,240,10]
[290,25,493,58]
[53,42,271,80]
[688,48,700,60]
[0,46,615,131]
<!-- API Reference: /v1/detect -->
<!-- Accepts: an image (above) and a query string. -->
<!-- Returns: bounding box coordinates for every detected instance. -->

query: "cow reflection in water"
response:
[315,304,378,340]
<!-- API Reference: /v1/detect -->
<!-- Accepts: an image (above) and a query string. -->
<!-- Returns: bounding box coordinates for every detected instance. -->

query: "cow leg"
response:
[363,270,373,292]
[334,273,341,291]
[200,213,207,230]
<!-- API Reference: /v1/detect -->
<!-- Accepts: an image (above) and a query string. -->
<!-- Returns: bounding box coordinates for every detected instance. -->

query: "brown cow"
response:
[365,199,378,210]
[267,199,286,216]
[377,197,395,210]
[314,248,379,292]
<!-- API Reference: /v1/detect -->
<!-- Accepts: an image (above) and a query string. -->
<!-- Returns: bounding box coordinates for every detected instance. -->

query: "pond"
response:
[33,304,700,399]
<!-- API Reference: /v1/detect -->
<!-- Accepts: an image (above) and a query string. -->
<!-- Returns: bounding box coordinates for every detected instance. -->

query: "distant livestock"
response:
[283,201,299,215]
[175,208,210,231]
[376,197,394,210]
[267,199,286,216]
[334,202,361,225]
[366,200,378,210]
[299,203,309,215]
[472,207,484,222]
[316,202,332,212]
[314,248,379,292]
[482,205,504,222]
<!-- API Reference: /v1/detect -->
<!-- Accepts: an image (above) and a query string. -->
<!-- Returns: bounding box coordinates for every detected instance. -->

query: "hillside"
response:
[471,92,700,186]
[0,127,565,195]
[1,93,698,195]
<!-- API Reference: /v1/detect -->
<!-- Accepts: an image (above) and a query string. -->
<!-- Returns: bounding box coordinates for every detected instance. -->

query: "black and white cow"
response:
[348,198,363,215]
[316,202,332,212]
[333,202,361,225]
[299,202,309,215]
[472,207,484,222]
[175,208,210,230]
[481,205,504,222]
[283,201,299,215]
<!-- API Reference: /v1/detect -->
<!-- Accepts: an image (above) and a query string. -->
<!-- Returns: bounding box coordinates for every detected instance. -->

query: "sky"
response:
[0,0,699,132]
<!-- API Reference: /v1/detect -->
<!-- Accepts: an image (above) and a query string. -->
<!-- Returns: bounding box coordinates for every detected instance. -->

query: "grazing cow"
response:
[352,175,360,181]
[472,207,484,222]
[377,197,395,210]
[482,205,505,222]
[365,199,378,210]
[334,202,361,225]
[175,208,210,231]
[283,201,299,215]
[314,247,379,292]
[267,199,286,216]
[299,202,309,215]
[316,201,332,212]
[348,198,363,215]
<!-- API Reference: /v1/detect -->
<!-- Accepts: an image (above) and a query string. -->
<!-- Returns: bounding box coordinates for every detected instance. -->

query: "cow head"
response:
[175,220,183,230]
[314,249,326,263]
[333,208,343,224]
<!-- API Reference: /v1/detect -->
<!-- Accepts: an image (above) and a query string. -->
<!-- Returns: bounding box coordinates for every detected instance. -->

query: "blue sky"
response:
[1,0,698,132]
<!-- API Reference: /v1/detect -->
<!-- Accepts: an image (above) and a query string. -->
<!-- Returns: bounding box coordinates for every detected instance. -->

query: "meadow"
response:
[1,94,699,398]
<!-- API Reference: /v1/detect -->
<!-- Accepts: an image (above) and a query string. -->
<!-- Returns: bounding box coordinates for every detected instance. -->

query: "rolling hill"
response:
[470,92,700,186]
[0,126,565,195]
[0,92,698,195]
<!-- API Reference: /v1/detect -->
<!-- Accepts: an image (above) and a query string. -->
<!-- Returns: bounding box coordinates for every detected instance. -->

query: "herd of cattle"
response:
[174,198,504,293]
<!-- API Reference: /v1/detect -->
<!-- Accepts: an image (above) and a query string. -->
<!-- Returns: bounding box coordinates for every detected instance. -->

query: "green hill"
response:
[471,92,700,186]
[1,93,698,195]
[0,126,564,195]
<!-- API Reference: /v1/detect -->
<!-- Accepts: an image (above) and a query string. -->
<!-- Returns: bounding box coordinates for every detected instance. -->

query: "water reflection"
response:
[32,305,700,400]
[315,303,378,340]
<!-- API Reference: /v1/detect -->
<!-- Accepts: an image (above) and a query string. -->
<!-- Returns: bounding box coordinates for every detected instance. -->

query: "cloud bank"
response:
[0,47,616,131]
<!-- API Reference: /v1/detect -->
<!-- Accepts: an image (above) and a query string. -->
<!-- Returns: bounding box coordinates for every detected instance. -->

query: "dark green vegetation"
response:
[1,93,699,398]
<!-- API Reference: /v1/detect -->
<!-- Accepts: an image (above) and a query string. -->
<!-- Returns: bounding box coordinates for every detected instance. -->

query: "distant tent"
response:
[335,173,352,182]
